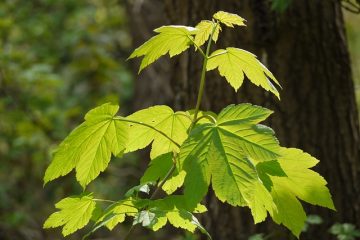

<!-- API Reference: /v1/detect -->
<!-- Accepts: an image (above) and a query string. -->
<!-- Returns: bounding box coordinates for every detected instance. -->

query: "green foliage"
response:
[330,223,360,240]
[249,217,360,240]
[44,10,334,239]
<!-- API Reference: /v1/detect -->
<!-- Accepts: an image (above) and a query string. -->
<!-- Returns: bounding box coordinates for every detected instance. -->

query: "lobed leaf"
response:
[93,198,138,231]
[44,103,128,188]
[44,193,96,236]
[179,105,334,236]
[213,11,246,27]
[179,104,280,209]
[267,147,335,237]
[194,20,221,47]
[207,47,281,98]
[142,196,210,237]
[126,105,191,159]
[129,25,197,72]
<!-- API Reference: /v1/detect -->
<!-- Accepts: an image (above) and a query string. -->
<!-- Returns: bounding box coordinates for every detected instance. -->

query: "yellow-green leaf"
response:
[126,105,191,159]
[213,11,246,27]
[162,170,186,194]
[44,103,128,188]
[43,194,96,236]
[129,25,197,72]
[207,47,281,98]
[179,104,280,209]
[268,148,335,236]
[194,20,221,47]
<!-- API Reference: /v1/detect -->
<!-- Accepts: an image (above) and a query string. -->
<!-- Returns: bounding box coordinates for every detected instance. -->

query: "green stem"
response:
[191,21,218,130]
[187,36,206,58]
[93,198,116,203]
[207,49,227,59]
[193,114,217,125]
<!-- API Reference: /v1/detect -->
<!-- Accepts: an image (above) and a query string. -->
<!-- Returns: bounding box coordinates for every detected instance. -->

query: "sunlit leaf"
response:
[44,193,96,236]
[213,11,246,27]
[268,148,335,236]
[194,20,221,47]
[207,47,281,98]
[44,103,128,188]
[129,25,197,72]
[126,105,191,159]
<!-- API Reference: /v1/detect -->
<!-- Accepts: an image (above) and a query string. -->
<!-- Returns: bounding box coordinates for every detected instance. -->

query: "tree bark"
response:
[127,0,360,239]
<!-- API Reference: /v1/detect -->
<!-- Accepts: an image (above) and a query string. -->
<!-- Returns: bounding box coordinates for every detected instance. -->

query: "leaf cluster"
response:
[43,11,334,239]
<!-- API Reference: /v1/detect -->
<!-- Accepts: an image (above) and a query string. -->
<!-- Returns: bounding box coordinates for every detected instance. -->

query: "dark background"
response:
[0,0,359,239]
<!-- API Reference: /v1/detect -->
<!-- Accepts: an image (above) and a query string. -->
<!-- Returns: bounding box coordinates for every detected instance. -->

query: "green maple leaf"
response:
[126,105,192,159]
[129,25,197,72]
[179,104,280,208]
[194,20,221,47]
[207,47,281,98]
[267,147,335,237]
[84,198,139,237]
[213,11,246,27]
[142,196,210,238]
[44,103,128,188]
[44,193,96,236]
[103,199,138,230]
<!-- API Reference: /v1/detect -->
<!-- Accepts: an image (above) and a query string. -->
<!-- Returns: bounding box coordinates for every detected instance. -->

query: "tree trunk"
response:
[127,0,360,239]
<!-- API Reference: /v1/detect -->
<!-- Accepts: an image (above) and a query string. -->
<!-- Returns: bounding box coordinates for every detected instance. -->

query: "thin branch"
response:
[193,114,217,125]
[93,198,116,203]
[190,21,219,131]
[187,36,206,58]
[207,49,227,59]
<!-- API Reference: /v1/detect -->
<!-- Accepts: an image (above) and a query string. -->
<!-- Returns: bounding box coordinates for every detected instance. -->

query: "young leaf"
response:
[194,20,221,47]
[145,196,210,237]
[129,25,197,72]
[93,198,138,231]
[179,104,280,208]
[268,148,335,236]
[213,11,246,27]
[44,193,96,236]
[44,103,128,188]
[125,183,153,197]
[207,47,281,98]
[126,105,191,159]
[162,170,186,194]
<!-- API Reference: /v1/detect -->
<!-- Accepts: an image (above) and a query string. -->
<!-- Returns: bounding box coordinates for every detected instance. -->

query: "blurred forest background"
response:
[0,0,359,240]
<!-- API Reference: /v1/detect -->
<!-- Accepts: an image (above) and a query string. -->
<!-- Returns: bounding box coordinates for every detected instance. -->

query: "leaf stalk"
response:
[190,21,219,130]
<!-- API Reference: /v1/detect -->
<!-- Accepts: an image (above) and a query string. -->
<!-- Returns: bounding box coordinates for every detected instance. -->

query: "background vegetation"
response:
[0,0,359,239]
